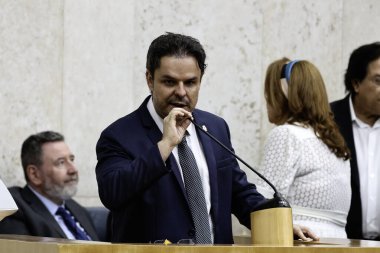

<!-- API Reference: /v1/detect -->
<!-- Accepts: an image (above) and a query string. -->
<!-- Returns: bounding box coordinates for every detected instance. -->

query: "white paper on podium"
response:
[0,178,18,221]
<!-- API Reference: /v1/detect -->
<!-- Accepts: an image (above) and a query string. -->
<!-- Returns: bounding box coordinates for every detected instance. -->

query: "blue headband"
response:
[284,60,300,83]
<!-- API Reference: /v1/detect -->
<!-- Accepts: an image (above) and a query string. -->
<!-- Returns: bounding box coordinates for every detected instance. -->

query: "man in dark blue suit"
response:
[96,33,316,244]
[331,42,380,240]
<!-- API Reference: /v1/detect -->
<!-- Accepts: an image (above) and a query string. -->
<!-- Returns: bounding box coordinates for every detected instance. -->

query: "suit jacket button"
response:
[188,228,195,237]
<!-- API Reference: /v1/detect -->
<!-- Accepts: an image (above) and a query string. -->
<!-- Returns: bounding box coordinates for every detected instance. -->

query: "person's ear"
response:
[352,80,360,93]
[26,165,43,186]
[146,70,154,93]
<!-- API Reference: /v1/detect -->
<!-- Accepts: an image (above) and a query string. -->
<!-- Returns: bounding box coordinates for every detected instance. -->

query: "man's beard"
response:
[44,178,78,200]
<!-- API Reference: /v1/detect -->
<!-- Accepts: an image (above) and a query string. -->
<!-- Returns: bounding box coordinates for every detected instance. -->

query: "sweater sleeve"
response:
[258,126,300,198]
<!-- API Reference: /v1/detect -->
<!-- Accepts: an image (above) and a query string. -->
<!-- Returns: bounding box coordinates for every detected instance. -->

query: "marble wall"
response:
[1,0,379,236]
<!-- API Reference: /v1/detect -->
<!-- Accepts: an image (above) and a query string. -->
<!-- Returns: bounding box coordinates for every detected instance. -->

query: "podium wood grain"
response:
[251,207,293,246]
[1,234,380,253]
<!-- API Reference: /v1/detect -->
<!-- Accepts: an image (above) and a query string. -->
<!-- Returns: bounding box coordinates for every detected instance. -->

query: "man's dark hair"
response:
[146,32,207,78]
[21,131,64,181]
[344,42,380,94]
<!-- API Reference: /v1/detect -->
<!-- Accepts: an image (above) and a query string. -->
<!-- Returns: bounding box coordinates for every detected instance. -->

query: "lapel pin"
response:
[202,125,208,132]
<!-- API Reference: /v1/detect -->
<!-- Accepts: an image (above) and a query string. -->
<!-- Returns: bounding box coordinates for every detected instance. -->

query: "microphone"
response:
[189,118,290,209]
[189,117,294,246]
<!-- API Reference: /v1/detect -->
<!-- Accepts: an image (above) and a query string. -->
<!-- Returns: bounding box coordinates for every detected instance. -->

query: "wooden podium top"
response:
[1,234,380,253]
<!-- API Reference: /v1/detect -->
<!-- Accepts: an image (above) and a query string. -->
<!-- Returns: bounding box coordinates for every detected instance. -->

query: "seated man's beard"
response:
[44,179,78,200]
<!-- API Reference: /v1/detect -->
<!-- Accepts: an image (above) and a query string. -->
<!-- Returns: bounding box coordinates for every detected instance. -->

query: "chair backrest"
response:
[86,206,110,242]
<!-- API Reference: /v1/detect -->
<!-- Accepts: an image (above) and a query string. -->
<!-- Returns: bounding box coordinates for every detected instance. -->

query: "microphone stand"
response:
[190,118,294,246]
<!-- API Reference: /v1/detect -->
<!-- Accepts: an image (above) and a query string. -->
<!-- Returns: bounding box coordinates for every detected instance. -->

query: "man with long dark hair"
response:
[331,42,380,240]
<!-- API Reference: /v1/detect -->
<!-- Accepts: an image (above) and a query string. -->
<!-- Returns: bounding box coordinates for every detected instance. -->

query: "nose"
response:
[67,160,78,174]
[175,82,186,97]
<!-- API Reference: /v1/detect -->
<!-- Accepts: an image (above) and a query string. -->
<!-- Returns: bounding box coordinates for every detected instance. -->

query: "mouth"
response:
[170,102,189,108]
[65,178,78,184]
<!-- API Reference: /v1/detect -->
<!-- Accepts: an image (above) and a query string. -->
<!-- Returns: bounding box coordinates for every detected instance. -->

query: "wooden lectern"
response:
[250,192,294,246]
[251,207,293,246]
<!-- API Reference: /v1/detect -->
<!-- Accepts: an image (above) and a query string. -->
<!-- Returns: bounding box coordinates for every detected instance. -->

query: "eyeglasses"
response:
[151,238,195,245]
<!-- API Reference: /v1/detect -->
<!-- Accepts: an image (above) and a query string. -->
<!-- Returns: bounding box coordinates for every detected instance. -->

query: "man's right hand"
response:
[158,108,193,161]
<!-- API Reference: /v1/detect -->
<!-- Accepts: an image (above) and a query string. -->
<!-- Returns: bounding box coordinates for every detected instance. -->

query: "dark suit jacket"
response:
[331,95,362,239]
[0,186,99,241]
[96,96,266,244]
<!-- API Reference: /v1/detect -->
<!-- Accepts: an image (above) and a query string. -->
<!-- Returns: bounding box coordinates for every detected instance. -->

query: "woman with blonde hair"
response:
[258,57,351,238]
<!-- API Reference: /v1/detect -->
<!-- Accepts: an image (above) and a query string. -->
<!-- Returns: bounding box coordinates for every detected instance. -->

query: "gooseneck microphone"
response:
[189,117,294,245]
[189,118,290,210]
[190,119,293,246]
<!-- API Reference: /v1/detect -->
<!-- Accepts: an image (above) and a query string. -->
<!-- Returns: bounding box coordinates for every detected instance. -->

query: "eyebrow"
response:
[160,75,199,82]
[161,75,176,79]
[185,77,198,82]
[53,154,75,161]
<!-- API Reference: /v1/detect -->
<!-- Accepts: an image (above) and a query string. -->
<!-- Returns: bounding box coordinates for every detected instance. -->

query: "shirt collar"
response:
[349,94,380,128]
[27,185,63,215]
[147,98,164,133]
[147,97,196,136]
[349,94,358,122]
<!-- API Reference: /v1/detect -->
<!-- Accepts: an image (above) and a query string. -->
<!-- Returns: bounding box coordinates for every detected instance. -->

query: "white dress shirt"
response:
[147,98,213,241]
[350,97,380,239]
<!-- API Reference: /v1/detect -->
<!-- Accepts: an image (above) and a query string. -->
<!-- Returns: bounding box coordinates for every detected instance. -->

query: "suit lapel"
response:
[22,186,67,238]
[138,97,187,198]
[332,95,363,236]
[338,96,359,190]
[167,155,188,197]
[340,96,356,155]
[137,98,219,216]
